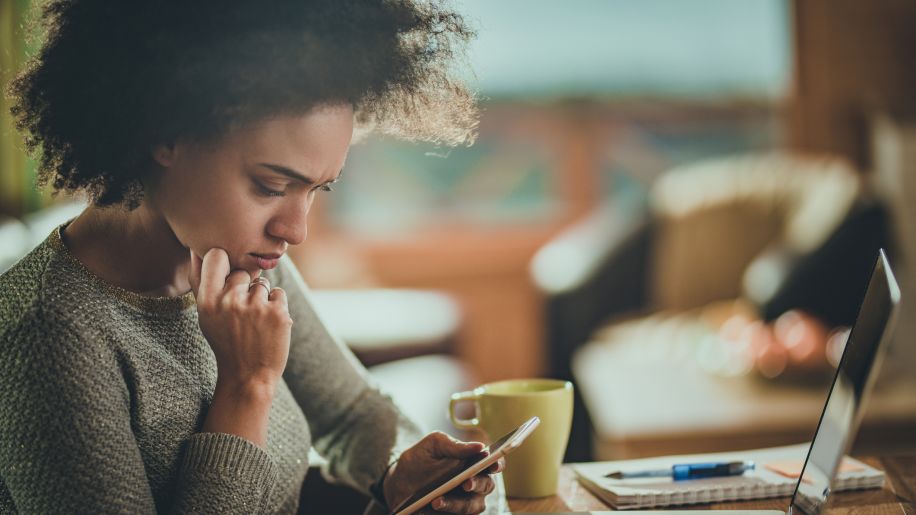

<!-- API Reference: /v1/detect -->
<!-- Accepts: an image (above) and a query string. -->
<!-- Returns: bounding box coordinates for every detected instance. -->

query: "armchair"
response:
[531,153,891,461]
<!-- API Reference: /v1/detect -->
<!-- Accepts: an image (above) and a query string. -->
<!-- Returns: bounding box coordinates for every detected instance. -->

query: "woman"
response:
[0,0,499,513]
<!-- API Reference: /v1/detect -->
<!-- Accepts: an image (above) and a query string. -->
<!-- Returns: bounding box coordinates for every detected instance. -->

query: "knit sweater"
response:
[0,223,422,513]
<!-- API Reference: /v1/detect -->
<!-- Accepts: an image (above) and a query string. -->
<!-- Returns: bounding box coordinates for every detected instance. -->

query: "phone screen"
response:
[391,417,539,514]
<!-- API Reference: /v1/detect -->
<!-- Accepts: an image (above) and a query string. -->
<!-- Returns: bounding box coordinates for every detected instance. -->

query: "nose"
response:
[267,199,311,246]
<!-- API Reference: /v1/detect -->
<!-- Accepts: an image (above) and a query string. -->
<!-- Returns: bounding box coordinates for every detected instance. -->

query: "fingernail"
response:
[433,498,445,509]
[464,479,474,491]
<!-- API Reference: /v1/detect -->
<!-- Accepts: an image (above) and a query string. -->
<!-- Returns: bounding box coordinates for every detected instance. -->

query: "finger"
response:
[198,248,231,303]
[428,432,486,459]
[486,457,506,474]
[435,491,486,514]
[189,249,203,297]
[431,496,448,512]
[478,476,496,496]
[225,269,252,295]
[247,277,271,303]
[465,475,494,495]
[268,287,288,309]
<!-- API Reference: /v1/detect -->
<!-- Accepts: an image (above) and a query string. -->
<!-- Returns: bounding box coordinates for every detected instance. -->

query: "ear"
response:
[151,143,177,168]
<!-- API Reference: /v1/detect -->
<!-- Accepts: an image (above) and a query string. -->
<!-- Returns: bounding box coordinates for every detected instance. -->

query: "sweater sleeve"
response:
[270,256,423,494]
[0,304,277,514]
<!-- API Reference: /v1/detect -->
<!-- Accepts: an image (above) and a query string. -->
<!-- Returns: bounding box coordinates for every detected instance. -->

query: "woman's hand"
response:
[384,432,505,514]
[189,248,293,447]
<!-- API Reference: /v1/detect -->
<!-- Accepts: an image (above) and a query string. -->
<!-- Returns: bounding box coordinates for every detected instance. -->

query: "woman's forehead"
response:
[220,108,353,176]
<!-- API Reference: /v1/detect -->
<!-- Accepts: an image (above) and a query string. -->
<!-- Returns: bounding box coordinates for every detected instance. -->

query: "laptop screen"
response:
[789,250,900,515]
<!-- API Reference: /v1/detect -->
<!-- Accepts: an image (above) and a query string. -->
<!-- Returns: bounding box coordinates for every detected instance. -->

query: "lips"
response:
[251,253,283,270]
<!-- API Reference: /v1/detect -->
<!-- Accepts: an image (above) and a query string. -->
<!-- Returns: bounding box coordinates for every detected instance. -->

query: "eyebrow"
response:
[257,163,343,186]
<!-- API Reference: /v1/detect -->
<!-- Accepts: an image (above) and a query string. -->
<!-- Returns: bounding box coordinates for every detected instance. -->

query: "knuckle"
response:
[228,298,246,314]
[267,305,283,318]
[218,295,233,311]
[423,431,447,448]
[226,270,251,287]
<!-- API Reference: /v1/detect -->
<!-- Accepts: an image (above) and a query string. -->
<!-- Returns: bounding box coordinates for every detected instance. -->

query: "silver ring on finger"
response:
[248,276,271,296]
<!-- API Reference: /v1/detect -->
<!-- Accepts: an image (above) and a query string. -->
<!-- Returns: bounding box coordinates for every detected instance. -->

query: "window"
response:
[328,0,792,234]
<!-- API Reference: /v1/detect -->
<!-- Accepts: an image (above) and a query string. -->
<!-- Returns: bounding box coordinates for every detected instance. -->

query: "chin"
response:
[238,256,264,276]
[229,258,260,276]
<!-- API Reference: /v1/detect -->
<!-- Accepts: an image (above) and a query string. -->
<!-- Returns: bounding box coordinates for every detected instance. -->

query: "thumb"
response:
[188,248,203,297]
[431,434,486,459]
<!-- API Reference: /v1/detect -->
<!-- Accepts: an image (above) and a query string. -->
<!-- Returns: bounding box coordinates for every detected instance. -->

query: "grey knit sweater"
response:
[0,223,422,513]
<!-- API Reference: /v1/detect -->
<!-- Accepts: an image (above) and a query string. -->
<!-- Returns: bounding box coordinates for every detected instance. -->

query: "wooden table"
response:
[506,456,915,514]
[573,321,916,461]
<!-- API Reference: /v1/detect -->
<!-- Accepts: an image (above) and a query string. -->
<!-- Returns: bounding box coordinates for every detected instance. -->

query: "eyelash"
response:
[256,183,334,198]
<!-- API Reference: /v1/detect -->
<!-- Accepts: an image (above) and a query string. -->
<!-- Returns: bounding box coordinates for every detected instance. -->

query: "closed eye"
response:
[255,181,334,198]
[255,182,286,197]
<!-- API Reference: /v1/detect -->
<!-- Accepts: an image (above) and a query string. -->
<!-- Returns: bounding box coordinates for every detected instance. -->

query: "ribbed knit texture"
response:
[0,223,422,514]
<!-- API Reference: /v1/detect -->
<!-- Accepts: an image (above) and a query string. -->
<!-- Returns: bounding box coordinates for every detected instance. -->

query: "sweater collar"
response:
[49,220,197,314]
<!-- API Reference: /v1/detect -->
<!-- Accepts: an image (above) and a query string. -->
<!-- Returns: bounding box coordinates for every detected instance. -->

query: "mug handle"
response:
[449,390,480,430]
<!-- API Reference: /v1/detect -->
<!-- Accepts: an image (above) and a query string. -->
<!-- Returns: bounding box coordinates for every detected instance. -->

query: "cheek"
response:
[158,180,269,265]
[183,224,268,274]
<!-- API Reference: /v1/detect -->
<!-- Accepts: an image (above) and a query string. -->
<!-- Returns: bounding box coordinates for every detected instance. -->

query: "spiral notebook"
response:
[572,443,885,509]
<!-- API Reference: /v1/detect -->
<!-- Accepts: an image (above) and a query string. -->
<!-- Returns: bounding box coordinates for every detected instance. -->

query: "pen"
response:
[604,460,755,480]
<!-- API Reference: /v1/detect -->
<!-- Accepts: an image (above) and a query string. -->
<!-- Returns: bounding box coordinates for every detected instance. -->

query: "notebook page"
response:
[571,443,884,509]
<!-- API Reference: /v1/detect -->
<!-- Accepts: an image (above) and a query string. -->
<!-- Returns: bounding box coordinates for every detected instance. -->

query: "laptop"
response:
[534,249,900,515]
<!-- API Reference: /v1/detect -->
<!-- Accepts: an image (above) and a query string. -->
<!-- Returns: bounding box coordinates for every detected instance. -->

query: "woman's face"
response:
[148,104,353,276]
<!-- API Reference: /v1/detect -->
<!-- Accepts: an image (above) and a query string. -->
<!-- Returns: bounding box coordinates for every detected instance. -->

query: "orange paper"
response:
[764,458,865,479]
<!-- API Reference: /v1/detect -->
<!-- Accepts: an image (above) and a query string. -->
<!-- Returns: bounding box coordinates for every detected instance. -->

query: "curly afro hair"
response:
[8,0,478,208]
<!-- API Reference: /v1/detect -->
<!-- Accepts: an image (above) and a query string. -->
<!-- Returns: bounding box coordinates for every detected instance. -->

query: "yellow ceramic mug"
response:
[449,379,573,498]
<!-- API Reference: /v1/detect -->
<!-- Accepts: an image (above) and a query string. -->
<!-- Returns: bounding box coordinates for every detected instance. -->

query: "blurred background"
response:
[2,0,915,463]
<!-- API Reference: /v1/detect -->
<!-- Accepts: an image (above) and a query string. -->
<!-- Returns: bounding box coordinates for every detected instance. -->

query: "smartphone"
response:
[391,416,540,515]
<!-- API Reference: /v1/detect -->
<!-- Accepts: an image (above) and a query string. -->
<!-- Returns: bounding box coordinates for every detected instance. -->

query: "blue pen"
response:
[604,460,755,480]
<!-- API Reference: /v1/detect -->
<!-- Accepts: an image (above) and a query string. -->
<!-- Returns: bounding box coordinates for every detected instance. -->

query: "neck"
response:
[63,203,192,297]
